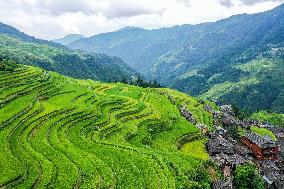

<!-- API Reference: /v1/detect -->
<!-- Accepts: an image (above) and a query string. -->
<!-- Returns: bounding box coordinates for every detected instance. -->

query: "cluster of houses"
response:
[180,106,197,125]
[208,127,248,189]
[211,104,284,188]
[180,103,284,189]
[241,132,279,161]
[260,160,284,188]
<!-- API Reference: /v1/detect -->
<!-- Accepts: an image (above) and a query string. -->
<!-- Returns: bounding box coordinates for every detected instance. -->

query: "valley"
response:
[0,2,284,189]
[69,4,284,114]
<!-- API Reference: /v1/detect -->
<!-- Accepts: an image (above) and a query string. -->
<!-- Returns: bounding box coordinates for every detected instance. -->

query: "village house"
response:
[235,144,250,158]
[269,127,284,157]
[204,104,214,113]
[196,123,208,134]
[213,152,247,177]
[222,113,240,126]
[208,135,234,155]
[260,160,284,189]
[180,106,197,124]
[213,178,233,189]
[216,126,227,136]
[220,105,235,115]
[241,132,279,160]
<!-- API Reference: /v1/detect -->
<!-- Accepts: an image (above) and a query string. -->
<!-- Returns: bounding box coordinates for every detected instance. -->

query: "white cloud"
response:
[0,0,283,40]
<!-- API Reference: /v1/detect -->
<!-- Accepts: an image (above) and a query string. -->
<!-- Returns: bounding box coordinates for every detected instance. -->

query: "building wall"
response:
[241,137,278,160]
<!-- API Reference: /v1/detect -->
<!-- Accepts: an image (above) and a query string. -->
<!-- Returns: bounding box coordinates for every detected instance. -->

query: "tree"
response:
[0,60,18,71]
[227,126,240,140]
[186,166,212,189]
[234,163,265,189]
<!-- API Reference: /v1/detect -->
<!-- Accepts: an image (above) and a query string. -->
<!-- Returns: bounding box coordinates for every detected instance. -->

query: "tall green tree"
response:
[234,163,265,189]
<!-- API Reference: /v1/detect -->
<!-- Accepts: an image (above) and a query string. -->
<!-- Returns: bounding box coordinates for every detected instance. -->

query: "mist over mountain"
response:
[0,22,66,49]
[53,34,85,46]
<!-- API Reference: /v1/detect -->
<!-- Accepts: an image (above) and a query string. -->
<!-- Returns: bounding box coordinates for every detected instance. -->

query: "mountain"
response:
[69,25,193,74]
[0,23,137,82]
[0,22,65,49]
[53,34,85,46]
[69,4,284,114]
[0,60,215,188]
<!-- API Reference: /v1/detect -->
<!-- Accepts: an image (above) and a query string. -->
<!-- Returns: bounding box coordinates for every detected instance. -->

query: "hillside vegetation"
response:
[0,21,136,82]
[0,22,64,49]
[70,4,284,114]
[0,34,136,82]
[251,111,284,127]
[200,51,284,114]
[53,34,85,46]
[0,61,215,188]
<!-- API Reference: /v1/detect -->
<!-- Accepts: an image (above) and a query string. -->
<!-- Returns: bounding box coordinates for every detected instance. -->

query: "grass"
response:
[180,139,209,160]
[251,111,284,127]
[0,62,215,188]
[250,126,277,141]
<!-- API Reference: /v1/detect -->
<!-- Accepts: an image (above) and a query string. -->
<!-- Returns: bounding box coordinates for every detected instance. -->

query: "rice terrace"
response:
[1,0,284,188]
[0,62,214,188]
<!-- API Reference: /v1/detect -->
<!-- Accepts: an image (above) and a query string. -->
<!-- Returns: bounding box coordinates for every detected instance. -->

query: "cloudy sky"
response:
[0,0,283,40]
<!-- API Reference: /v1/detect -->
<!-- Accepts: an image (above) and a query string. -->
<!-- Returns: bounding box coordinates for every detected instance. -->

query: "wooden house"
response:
[241,132,279,160]
[213,178,233,189]
[208,135,234,155]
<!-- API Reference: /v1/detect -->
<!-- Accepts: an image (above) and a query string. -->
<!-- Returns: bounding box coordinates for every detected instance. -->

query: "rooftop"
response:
[244,132,277,148]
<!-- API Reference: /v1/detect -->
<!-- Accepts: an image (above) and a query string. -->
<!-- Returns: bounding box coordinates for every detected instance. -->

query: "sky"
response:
[0,0,283,40]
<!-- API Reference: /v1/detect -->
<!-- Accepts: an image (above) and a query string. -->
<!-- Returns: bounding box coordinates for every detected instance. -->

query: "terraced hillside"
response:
[0,61,215,188]
[70,4,284,114]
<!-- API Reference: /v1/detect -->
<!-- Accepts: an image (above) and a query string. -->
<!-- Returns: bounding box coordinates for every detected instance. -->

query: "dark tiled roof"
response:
[213,178,233,189]
[261,161,284,184]
[244,132,276,148]
[208,135,234,154]
[213,153,247,166]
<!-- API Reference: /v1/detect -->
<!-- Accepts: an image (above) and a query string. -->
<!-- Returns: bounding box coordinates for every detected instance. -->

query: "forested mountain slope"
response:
[53,34,85,46]
[69,25,195,74]
[69,4,284,114]
[0,29,137,82]
[0,22,65,49]
[0,60,215,188]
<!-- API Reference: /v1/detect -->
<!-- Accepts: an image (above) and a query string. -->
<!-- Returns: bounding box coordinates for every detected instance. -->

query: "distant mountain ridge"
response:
[53,34,85,46]
[69,4,284,114]
[0,22,66,49]
[0,23,137,82]
[69,25,193,74]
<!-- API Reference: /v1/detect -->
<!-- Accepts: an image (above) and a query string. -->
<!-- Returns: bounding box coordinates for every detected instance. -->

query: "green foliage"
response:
[0,59,18,71]
[70,5,284,114]
[250,126,277,141]
[181,139,209,160]
[186,166,212,189]
[227,126,241,140]
[0,64,215,188]
[232,104,251,120]
[234,163,265,189]
[118,76,162,88]
[238,127,246,136]
[0,34,136,83]
[201,56,284,114]
[251,111,284,127]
